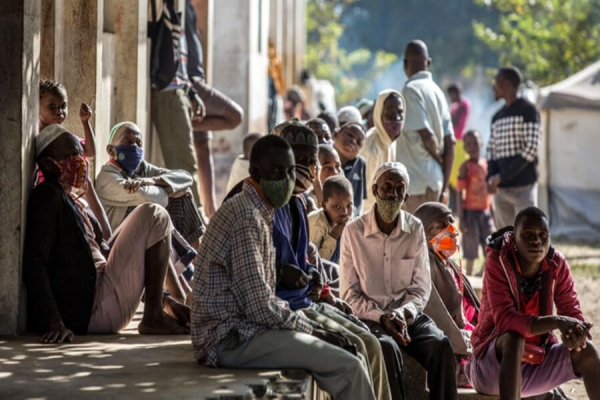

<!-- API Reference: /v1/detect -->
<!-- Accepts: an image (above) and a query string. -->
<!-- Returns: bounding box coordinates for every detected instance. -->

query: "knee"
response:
[571,341,600,374]
[224,102,243,128]
[496,332,525,360]
[433,335,455,358]
[136,203,171,229]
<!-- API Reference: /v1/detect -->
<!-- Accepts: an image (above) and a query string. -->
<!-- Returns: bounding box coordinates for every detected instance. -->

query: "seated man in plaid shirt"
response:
[486,66,541,229]
[191,135,376,399]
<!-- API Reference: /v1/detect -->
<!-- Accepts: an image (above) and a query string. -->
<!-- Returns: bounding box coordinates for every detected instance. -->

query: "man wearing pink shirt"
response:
[340,162,458,400]
[447,83,471,212]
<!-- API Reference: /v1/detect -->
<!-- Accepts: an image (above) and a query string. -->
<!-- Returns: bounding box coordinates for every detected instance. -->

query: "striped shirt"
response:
[191,181,314,366]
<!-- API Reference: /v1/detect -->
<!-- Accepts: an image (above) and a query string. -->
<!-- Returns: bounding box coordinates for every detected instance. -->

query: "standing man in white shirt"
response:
[397,40,455,214]
[340,162,458,400]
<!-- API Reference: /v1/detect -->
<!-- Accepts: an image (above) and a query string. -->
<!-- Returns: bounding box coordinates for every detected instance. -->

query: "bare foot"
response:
[163,295,191,327]
[138,312,190,335]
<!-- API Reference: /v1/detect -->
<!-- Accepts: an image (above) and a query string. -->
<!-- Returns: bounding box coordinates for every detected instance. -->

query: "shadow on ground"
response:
[0,313,310,399]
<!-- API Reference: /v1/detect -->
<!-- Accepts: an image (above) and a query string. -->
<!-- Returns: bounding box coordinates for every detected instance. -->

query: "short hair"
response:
[39,79,66,99]
[498,67,522,89]
[447,82,462,94]
[463,130,481,142]
[322,175,353,202]
[318,144,337,160]
[250,135,291,169]
[317,111,339,133]
[514,206,548,230]
[243,133,262,158]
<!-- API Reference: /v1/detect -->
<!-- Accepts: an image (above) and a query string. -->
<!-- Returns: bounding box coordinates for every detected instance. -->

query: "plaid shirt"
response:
[488,98,540,163]
[191,181,314,366]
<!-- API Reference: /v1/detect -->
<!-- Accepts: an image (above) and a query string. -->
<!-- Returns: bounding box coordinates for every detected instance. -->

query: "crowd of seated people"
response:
[23,42,600,400]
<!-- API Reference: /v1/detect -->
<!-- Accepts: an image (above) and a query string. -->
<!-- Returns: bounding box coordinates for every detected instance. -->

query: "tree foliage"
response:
[474,0,600,86]
[339,0,500,78]
[306,0,398,105]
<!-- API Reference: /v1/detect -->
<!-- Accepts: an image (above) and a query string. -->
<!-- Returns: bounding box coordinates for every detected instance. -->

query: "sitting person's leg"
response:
[88,203,188,334]
[216,329,375,400]
[166,194,205,249]
[476,332,600,399]
[403,313,458,400]
[363,320,405,400]
[312,303,393,400]
[301,306,371,378]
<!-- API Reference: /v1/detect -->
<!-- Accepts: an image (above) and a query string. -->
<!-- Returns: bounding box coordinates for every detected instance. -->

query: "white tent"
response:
[537,61,600,239]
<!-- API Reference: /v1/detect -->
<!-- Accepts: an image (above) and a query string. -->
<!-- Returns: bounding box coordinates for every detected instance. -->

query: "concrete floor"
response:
[0,313,311,400]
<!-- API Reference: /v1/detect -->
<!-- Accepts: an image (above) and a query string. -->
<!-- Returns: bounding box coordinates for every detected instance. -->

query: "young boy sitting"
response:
[466,207,600,398]
[225,132,262,193]
[456,130,495,276]
[305,144,343,211]
[308,175,354,264]
[333,122,367,216]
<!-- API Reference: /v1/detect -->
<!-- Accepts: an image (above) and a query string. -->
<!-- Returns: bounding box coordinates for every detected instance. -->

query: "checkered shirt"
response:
[487,98,540,163]
[191,181,314,366]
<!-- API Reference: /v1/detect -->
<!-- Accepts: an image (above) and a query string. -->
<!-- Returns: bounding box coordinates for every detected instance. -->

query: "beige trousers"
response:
[301,303,392,400]
[88,203,172,333]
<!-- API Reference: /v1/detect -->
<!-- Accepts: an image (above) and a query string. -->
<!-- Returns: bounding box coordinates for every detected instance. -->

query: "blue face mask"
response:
[114,145,143,176]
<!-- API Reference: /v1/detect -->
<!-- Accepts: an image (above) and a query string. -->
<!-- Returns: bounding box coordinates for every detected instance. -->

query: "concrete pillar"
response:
[40,0,64,79]
[96,0,149,170]
[58,0,103,174]
[0,0,40,335]
[281,0,295,90]
[191,0,213,84]
[269,0,283,57]
[211,0,269,201]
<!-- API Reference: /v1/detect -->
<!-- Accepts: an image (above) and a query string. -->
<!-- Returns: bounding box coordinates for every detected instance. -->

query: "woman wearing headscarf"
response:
[360,89,405,214]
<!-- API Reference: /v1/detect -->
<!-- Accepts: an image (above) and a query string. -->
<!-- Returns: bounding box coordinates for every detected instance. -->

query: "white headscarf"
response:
[36,124,69,157]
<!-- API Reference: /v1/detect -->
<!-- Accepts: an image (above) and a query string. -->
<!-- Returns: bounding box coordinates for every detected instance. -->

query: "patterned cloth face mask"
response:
[259,176,295,208]
[293,164,314,195]
[429,223,460,259]
[56,155,88,192]
[375,197,404,223]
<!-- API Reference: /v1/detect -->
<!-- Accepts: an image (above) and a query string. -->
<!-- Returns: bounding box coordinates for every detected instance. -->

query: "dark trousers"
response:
[365,313,458,400]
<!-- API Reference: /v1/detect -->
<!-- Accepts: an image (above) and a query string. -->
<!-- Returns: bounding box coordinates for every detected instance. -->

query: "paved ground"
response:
[0,312,311,400]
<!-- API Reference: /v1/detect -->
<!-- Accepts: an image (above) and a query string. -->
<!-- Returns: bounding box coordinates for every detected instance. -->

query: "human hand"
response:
[487,174,501,194]
[280,263,310,289]
[309,271,323,302]
[41,321,74,344]
[381,312,410,346]
[329,223,347,240]
[191,93,206,121]
[556,317,592,351]
[324,292,354,315]
[123,178,152,193]
[312,327,357,356]
[439,189,449,205]
[79,103,93,123]
[170,188,193,199]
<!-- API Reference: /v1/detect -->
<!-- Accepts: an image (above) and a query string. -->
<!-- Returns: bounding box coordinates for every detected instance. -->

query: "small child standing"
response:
[308,175,354,264]
[225,133,262,193]
[39,79,96,158]
[306,118,333,144]
[456,130,495,276]
[332,122,366,216]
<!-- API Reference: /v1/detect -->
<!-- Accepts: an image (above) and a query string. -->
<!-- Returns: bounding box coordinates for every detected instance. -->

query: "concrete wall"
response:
[0,0,40,335]
[210,0,270,202]
[0,0,307,334]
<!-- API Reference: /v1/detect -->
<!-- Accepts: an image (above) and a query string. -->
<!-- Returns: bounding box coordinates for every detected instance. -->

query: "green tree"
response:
[474,0,600,86]
[306,0,397,105]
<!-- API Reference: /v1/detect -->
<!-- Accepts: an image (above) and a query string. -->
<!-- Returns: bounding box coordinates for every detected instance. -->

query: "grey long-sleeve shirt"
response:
[95,160,193,231]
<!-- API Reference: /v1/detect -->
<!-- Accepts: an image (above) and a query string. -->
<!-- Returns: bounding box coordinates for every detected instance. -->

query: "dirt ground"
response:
[555,240,600,400]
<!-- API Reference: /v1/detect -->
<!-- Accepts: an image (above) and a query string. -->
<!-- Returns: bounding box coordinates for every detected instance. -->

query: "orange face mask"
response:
[429,223,459,259]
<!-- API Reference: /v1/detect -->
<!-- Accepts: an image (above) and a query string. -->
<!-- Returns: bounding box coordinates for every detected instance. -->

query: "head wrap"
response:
[372,89,405,146]
[277,121,318,149]
[36,124,69,157]
[355,98,374,116]
[413,202,452,231]
[337,106,362,126]
[108,121,136,144]
[270,118,299,136]
[373,161,410,187]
